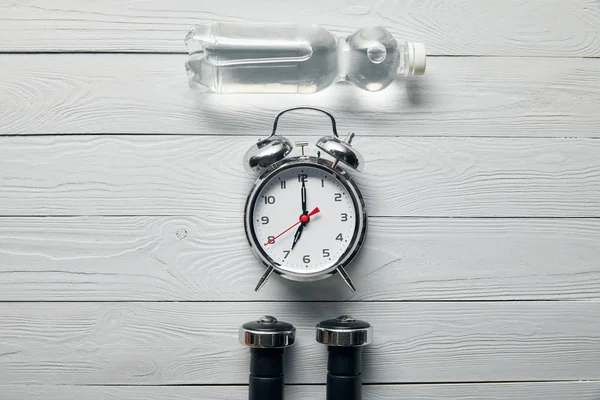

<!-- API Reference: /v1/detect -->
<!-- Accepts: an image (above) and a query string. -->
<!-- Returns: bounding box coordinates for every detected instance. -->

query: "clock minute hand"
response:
[301,180,307,214]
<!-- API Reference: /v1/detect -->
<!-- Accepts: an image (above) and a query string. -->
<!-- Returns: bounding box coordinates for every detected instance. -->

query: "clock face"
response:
[247,161,364,277]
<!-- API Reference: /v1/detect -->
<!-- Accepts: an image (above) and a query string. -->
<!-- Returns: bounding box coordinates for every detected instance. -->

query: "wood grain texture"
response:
[3,382,600,400]
[1,0,599,56]
[2,0,600,390]
[2,54,600,137]
[1,302,599,385]
[1,135,599,217]
[1,216,599,301]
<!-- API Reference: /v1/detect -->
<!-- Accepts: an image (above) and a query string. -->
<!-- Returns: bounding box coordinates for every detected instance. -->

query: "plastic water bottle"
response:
[185,23,426,94]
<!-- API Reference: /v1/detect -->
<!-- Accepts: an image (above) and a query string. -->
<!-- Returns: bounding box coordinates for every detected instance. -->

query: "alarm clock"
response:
[243,107,367,292]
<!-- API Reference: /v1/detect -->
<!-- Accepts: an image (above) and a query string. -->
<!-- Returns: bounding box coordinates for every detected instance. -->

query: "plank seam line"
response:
[0,215,599,219]
[0,299,597,304]
[0,51,599,59]
[373,216,600,220]
[1,133,600,139]
[15,379,600,387]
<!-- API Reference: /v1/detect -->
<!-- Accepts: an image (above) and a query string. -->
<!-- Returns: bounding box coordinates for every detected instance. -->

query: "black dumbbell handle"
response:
[249,348,285,400]
[327,346,362,400]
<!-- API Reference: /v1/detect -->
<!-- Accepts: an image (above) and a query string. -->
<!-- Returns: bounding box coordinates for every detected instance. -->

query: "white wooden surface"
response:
[4,382,600,400]
[1,0,600,398]
[2,55,600,137]
[1,0,599,56]
[1,302,600,384]
[1,136,599,217]
[1,217,600,301]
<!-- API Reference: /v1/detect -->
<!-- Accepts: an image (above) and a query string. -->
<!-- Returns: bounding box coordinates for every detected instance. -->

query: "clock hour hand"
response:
[290,223,304,250]
[301,180,307,214]
[291,205,320,250]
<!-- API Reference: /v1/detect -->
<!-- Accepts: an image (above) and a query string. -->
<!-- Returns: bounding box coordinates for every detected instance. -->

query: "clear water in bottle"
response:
[185,23,425,94]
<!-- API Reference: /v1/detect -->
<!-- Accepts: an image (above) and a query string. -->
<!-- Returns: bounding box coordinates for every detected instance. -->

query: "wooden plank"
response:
[0,0,599,56]
[0,302,599,384]
[1,217,599,301]
[2,54,600,137]
[4,382,600,400]
[1,135,599,217]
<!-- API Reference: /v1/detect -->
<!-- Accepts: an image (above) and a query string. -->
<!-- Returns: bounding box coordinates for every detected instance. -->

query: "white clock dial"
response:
[250,164,359,275]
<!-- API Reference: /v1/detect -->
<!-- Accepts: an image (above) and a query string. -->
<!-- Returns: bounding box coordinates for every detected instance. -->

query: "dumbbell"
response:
[316,315,373,400]
[239,315,296,400]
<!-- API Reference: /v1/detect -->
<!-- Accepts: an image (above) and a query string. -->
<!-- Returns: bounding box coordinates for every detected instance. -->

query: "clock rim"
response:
[244,156,367,282]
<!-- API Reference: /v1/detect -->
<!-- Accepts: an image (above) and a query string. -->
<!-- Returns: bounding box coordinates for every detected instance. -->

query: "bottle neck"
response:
[397,39,408,76]
[337,38,350,81]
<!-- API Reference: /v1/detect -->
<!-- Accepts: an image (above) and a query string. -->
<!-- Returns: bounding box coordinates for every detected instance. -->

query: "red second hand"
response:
[264,207,320,246]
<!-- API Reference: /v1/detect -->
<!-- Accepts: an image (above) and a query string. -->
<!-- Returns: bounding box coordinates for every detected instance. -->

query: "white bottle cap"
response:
[405,42,427,76]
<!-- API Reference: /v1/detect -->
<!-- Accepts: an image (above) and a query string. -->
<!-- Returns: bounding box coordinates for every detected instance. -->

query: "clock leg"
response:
[336,266,356,292]
[254,266,274,292]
